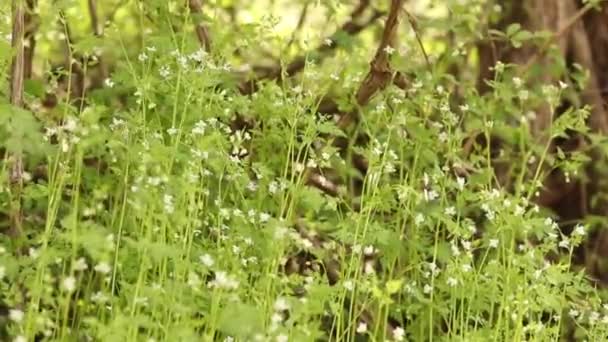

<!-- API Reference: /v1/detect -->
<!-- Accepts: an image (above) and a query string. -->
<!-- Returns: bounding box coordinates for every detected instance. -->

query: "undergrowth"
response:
[1,1,608,341]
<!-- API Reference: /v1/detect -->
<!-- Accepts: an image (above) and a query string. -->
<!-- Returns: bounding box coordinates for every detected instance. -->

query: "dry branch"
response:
[338,0,406,129]
[189,0,212,52]
[88,0,109,82]
[239,3,385,95]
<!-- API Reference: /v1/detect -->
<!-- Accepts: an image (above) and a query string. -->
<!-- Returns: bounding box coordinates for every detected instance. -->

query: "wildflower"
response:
[414,213,425,225]
[356,322,368,333]
[104,78,115,88]
[513,77,522,88]
[363,245,375,256]
[62,276,76,293]
[268,181,279,194]
[163,194,175,214]
[271,312,283,324]
[324,38,333,46]
[94,262,112,274]
[187,272,201,288]
[444,206,456,216]
[423,284,433,294]
[73,257,88,271]
[14,336,26,342]
[573,224,585,236]
[383,45,395,55]
[159,65,171,79]
[558,238,570,249]
[209,271,239,290]
[274,297,290,311]
[91,291,109,303]
[166,127,178,136]
[343,280,354,291]
[447,277,458,287]
[138,52,148,62]
[259,212,271,223]
[9,309,24,323]
[393,326,405,341]
[456,177,465,190]
[489,239,499,248]
[423,188,438,202]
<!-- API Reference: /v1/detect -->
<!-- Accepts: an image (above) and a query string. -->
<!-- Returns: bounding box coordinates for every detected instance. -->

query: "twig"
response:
[239,3,385,94]
[403,7,431,70]
[87,0,109,83]
[520,2,596,74]
[285,1,311,50]
[188,0,212,52]
[338,0,406,128]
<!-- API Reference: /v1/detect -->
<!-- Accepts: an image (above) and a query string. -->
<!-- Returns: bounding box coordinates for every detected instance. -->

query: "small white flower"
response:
[414,213,425,225]
[343,280,354,291]
[166,127,178,136]
[324,38,333,46]
[274,297,290,311]
[423,284,433,294]
[456,177,465,190]
[462,263,472,272]
[9,309,24,323]
[94,262,112,274]
[513,77,522,88]
[383,45,395,55]
[13,336,27,342]
[138,52,148,62]
[271,312,283,324]
[489,239,499,248]
[393,326,405,341]
[200,254,214,267]
[62,276,76,293]
[276,334,288,342]
[573,224,585,236]
[91,291,109,303]
[259,212,271,223]
[104,78,115,88]
[558,238,570,249]
[356,322,368,333]
[73,257,88,271]
[159,65,171,79]
[444,206,456,216]
[447,277,458,287]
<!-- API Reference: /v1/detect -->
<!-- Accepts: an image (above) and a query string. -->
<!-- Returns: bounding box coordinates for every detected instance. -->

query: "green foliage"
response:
[1,1,608,342]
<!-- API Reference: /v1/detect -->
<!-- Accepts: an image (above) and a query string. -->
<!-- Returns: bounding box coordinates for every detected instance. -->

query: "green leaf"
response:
[217,303,264,338]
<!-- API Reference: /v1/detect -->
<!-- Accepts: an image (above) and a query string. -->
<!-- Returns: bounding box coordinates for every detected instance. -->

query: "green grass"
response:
[2,1,608,341]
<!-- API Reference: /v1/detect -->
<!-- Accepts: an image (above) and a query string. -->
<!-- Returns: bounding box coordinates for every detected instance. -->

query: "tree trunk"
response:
[478,0,608,283]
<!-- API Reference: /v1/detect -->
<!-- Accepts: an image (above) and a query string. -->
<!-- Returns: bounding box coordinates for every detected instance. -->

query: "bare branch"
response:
[338,0,406,128]
[285,1,311,50]
[239,4,385,95]
[188,0,212,52]
[88,0,109,82]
